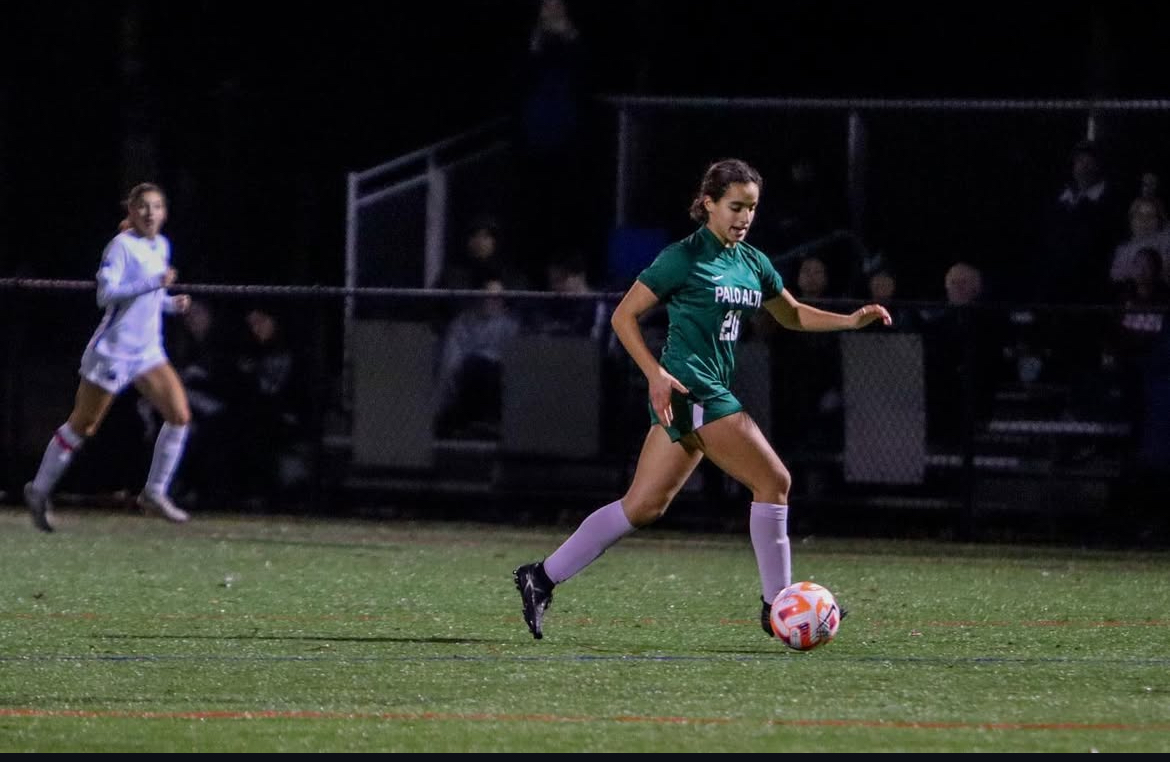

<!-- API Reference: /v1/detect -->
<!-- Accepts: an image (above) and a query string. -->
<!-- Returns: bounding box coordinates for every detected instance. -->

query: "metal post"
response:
[424,155,447,289]
[846,109,868,235]
[345,172,358,309]
[616,106,631,227]
[342,172,359,411]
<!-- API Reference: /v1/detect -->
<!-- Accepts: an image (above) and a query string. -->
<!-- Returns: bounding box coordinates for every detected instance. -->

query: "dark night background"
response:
[3,1,1170,290]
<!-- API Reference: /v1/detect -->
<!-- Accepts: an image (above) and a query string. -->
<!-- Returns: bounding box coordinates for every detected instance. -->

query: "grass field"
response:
[1,505,1168,752]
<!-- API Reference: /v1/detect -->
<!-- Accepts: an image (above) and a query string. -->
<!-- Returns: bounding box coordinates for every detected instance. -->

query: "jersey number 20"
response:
[719,310,742,342]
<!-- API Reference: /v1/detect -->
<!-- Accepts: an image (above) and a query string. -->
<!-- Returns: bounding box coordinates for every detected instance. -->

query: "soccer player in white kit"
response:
[24,183,194,531]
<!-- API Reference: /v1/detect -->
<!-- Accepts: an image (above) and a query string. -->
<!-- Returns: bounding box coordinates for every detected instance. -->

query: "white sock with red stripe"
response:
[31,424,84,494]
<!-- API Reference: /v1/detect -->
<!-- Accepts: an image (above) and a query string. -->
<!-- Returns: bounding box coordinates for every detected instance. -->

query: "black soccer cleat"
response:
[513,562,555,640]
[760,595,775,637]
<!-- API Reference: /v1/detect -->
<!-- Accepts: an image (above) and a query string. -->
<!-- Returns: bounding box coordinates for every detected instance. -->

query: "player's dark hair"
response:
[689,159,763,223]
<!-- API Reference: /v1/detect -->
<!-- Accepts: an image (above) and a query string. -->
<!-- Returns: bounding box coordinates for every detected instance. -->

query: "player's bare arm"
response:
[764,289,892,331]
[610,280,689,426]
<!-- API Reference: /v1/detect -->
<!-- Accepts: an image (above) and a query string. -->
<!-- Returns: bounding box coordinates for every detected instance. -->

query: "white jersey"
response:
[85,230,175,360]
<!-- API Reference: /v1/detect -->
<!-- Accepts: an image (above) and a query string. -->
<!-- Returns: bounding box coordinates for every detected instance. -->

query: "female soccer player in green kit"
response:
[514,158,892,639]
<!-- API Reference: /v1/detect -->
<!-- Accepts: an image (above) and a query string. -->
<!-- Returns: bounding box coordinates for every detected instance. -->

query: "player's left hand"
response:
[172,294,192,314]
[853,304,892,328]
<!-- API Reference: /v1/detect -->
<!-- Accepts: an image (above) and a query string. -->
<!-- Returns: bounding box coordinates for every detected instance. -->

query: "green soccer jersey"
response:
[637,226,784,400]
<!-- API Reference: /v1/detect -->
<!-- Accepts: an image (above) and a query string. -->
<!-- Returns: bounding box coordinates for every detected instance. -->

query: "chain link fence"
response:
[2,281,1166,543]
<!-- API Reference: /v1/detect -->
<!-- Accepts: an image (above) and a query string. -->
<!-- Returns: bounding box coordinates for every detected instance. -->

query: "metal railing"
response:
[343,116,513,408]
[3,279,1166,544]
[603,95,1170,236]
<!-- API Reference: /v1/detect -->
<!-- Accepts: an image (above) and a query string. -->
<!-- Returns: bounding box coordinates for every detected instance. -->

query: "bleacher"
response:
[326,295,1166,545]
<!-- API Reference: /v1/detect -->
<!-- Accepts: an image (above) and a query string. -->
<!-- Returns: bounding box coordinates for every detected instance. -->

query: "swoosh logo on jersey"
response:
[710,274,724,281]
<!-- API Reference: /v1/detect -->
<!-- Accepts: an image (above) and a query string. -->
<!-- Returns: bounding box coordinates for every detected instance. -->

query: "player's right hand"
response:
[160,267,178,288]
[649,368,689,427]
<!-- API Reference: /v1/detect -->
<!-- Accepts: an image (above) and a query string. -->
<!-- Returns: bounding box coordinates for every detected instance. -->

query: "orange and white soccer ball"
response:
[770,581,842,651]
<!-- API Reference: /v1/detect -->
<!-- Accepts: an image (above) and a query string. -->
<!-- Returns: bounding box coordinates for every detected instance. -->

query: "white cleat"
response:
[24,482,55,533]
[137,490,190,524]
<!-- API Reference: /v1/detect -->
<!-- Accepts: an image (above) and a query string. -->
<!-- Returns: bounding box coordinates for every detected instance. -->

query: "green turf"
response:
[1,507,1168,751]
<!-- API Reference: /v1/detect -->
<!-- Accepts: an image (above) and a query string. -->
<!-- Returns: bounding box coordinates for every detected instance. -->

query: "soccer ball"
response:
[770,581,841,651]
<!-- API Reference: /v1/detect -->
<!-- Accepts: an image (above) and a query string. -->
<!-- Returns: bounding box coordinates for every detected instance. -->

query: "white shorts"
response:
[79,348,167,394]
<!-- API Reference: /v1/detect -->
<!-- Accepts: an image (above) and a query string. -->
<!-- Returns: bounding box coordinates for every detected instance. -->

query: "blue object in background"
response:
[607,227,668,287]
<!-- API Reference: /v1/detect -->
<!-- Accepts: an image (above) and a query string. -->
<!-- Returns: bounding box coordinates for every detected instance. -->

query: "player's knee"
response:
[622,494,671,527]
[754,469,791,505]
[167,409,192,427]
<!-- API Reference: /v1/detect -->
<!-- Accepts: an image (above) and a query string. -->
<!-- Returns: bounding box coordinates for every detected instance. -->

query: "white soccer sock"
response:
[749,501,791,603]
[31,424,85,494]
[145,422,189,496]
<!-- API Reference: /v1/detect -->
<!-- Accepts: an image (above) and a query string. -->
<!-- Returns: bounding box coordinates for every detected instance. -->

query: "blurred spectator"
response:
[772,253,843,451]
[864,264,919,331]
[1035,145,1125,410]
[1139,170,1166,217]
[512,0,592,280]
[168,300,231,423]
[795,254,831,299]
[165,299,233,507]
[753,156,840,256]
[521,0,586,160]
[867,267,896,301]
[528,253,610,340]
[944,261,983,305]
[435,277,521,439]
[923,262,1005,446]
[438,215,527,292]
[1109,197,1170,290]
[231,306,314,507]
[1132,321,1170,537]
[1108,247,1170,461]
[1120,247,1170,311]
[1036,140,1126,304]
